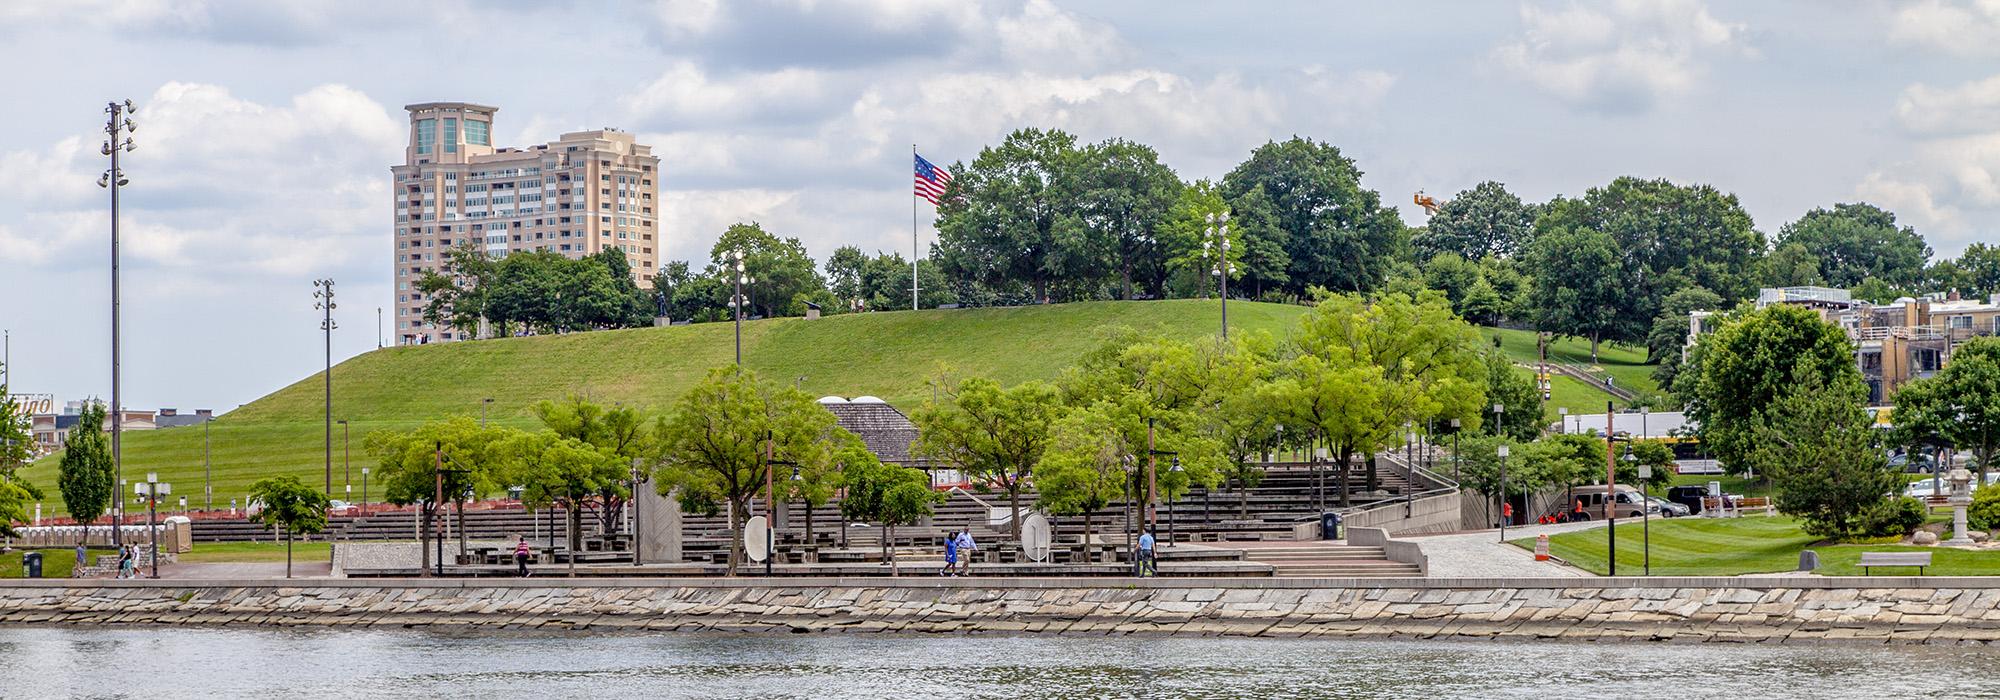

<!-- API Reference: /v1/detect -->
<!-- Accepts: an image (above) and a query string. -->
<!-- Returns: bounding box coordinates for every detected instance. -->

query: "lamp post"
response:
[360,467,370,508]
[1203,211,1234,339]
[101,98,137,548]
[727,249,749,366]
[1166,456,1183,547]
[481,397,493,427]
[1634,450,1650,576]
[1557,406,1568,434]
[314,278,337,499]
[139,472,168,579]
[1604,402,1620,576]
[1449,418,1462,481]
[630,457,649,567]
[338,419,350,497]
[1496,444,1510,543]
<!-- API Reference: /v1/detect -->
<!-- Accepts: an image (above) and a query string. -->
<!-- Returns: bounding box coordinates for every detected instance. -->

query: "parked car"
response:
[327,500,355,515]
[1666,485,1710,514]
[1649,496,1690,517]
[1573,485,1655,520]
[1890,451,1937,474]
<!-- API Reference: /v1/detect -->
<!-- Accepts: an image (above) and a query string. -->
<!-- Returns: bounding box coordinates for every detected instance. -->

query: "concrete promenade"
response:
[4,576,2000,644]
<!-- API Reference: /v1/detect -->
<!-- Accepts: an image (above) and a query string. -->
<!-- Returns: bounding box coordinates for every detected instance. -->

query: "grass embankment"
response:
[1485,327,1655,419]
[1515,515,2000,576]
[1,550,79,578]
[22,300,1310,515]
[176,541,331,563]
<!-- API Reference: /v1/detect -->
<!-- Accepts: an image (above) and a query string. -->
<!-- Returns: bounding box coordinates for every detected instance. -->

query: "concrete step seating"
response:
[1237,544,1421,578]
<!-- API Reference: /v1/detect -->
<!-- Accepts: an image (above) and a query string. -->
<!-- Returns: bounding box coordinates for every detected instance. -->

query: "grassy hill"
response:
[21,300,1639,515]
[21,300,1307,513]
[1480,327,1658,416]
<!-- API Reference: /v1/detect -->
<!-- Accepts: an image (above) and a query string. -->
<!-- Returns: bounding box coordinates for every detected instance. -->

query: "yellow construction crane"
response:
[1413,190,1441,216]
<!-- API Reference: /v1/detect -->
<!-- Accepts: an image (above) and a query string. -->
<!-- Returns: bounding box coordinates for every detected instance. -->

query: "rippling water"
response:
[1,627,1996,699]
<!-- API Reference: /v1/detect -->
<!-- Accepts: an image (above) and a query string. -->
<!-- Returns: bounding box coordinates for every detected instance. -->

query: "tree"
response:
[1892,336,2000,481]
[1160,179,1242,299]
[1422,252,1483,318]
[1750,370,1897,540]
[824,245,869,311]
[532,396,649,538]
[1627,441,1677,492]
[1533,177,1765,346]
[1230,184,1291,298]
[495,431,626,575]
[1520,433,1604,516]
[1525,227,1632,361]
[1450,434,1522,526]
[1412,181,1538,260]
[56,401,114,541]
[1033,404,1135,562]
[1221,137,1405,296]
[934,128,1084,303]
[247,475,330,578]
[416,242,496,339]
[0,371,29,475]
[910,375,1060,540]
[366,418,510,571]
[1678,304,1861,474]
[651,367,847,575]
[1645,287,1724,388]
[1758,242,1824,288]
[1483,351,1542,441]
[1073,138,1181,299]
[1775,203,1931,288]
[1953,243,2000,298]
[836,448,940,575]
[708,222,826,318]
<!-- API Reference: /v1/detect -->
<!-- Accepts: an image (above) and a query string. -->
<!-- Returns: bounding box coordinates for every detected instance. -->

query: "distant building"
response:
[391,102,663,346]
[28,403,211,454]
[1690,287,2000,402]
[816,395,959,486]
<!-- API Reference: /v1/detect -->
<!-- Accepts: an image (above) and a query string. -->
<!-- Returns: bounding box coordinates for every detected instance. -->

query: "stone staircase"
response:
[1237,543,1421,578]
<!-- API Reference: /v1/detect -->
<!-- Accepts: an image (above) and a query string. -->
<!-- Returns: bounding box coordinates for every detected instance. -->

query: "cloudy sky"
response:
[2,0,1998,414]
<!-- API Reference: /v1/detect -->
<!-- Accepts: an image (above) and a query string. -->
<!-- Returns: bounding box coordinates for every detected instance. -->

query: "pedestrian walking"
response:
[74,542,87,571]
[514,536,533,577]
[116,546,134,579]
[940,531,959,577]
[1138,530,1157,577]
[955,530,977,576]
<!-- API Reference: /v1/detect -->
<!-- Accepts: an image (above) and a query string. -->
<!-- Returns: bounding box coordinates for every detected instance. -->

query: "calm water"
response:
[1,627,1997,699]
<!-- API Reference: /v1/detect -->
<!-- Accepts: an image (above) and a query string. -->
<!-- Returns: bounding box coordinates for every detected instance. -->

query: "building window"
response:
[415,119,435,155]
[1949,315,1973,330]
[465,120,489,146]
[442,118,458,154]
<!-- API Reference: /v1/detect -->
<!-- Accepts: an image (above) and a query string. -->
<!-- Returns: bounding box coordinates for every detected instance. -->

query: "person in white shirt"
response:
[954,531,977,576]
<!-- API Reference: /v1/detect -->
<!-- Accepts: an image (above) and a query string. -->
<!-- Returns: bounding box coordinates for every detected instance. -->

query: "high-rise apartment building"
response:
[390,102,662,345]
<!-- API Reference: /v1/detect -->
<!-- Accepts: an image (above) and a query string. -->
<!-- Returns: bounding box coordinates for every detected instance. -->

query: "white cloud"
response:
[622,61,844,129]
[1493,0,1748,113]
[1896,74,2000,136]
[1889,0,2000,56]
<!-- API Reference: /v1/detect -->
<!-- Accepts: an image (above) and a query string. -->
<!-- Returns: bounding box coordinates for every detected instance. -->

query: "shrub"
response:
[1970,484,2000,531]
[1857,496,1928,539]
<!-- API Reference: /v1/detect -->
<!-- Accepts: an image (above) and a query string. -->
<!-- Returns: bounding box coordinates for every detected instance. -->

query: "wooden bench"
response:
[1859,551,1931,575]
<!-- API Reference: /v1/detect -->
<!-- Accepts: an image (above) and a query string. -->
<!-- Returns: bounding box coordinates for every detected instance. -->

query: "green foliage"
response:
[1221,137,1405,296]
[1758,242,1823,288]
[56,402,113,528]
[0,371,29,475]
[1531,176,1765,347]
[1449,434,1524,523]
[1645,286,1723,386]
[1482,351,1542,441]
[708,222,828,319]
[1411,180,1539,260]
[1525,227,1630,359]
[1970,484,2000,531]
[1857,496,1928,539]
[1627,441,1678,492]
[1680,304,1862,473]
[1520,433,1606,509]
[365,417,511,509]
[1073,138,1182,300]
[1775,203,1931,288]
[837,447,940,571]
[246,474,330,577]
[910,375,1060,539]
[823,246,948,312]
[1891,336,2000,475]
[417,242,496,337]
[1750,370,1897,540]
[1161,179,1242,299]
[1947,243,2000,298]
[422,244,653,338]
[934,128,1084,304]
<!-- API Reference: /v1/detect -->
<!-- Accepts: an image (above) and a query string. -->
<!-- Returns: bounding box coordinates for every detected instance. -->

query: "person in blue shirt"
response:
[940,531,959,577]
[1138,530,1157,577]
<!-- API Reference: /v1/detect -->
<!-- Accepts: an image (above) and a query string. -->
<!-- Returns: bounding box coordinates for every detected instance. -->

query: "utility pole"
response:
[1606,401,1618,577]
[315,279,337,498]
[100,99,136,547]
[203,418,213,511]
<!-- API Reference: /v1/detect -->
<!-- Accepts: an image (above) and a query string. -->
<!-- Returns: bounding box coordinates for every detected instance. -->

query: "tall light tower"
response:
[314,279,337,497]
[1204,211,1233,339]
[99,99,136,547]
[726,249,752,366]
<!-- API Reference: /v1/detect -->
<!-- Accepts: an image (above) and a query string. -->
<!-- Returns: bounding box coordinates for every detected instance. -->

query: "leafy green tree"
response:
[1411,181,1539,260]
[247,475,330,578]
[824,245,869,311]
[1230,184,1291,298]
[0,371,29,475]
[708,222,827,319]
[910,375,1060,540]
[1521,433,1604,516]
[1645,287,1724,388]
[836,447,940,575]
[1525,227,1631,361]
[1450,434,1521,526]
[1073,138,1181,299]
[1953,243,2000,297]
[1533,177,1765,345]
[495,431,625,574]
[934,128,1084,303]
[1892,336,2000,480]
[1221,137,1405,296]
[1678,304,1861,475]
[1758,242,1824,288]
[855,250,947,311]
[56,402,114,540]
[417,242,496,338]
[1483,351,1542,441]
[651,367,847,574]
[1033,404,1135,562]
[1775,203,1931,288]
[1749,370,1897,540]
[1627,441,1678,492]
[366,417,511,568]
[533,396,650,536]
[1422,252,1483,317]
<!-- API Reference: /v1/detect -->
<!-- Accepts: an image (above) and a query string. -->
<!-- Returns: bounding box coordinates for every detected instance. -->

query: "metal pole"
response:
[764,436,775,577]
[204,418,212,511]
[147,483,158,579]
[912,144,920,312]
[1606,401,1617,577]
[316,279,336,498]
[631,458,644,567]
[104,100,131,549]
[341,420,350,491]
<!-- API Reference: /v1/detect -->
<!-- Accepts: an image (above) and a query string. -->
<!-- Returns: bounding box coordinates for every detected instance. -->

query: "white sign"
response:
[743,515,769,562]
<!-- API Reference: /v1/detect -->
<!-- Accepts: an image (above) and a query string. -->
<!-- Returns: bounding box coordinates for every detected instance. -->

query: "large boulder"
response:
[1912,530,1940,546]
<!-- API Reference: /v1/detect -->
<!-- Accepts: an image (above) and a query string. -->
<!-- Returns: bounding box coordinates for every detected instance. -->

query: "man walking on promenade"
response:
[955,530,977,576]
[1138,530,1157,577]
[514,536,533,577]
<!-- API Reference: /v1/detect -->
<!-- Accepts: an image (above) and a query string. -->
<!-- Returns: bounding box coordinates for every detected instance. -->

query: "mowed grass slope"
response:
[22,300,1307,513]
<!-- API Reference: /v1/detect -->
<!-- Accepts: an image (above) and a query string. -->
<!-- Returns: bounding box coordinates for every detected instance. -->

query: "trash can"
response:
[21,552,41,579]
[1320,512,1342,541]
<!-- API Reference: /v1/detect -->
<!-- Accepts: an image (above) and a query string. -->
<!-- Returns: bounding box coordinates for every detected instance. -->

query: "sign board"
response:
[743,515,769,562]
[1019,512,1052,563]
[6,394,53,417]
[1638,464,1652,480]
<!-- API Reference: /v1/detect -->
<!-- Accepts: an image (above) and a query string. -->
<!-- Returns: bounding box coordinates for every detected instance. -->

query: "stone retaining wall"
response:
[3,578,1999,644]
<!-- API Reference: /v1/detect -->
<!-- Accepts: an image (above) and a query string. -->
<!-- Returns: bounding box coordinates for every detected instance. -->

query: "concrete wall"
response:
[6,577,1999,643]
[1341,492,1462,535]
[1347,527,1427,575]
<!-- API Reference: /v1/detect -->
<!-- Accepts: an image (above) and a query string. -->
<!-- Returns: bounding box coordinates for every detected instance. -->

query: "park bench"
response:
[1858,551,1931,576]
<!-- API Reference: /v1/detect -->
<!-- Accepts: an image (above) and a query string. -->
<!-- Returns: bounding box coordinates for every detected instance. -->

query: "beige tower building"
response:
[391,102,662,345]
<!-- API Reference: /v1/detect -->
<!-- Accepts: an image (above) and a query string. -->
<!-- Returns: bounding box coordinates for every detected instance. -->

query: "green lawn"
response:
[1484,327,1659,399]
[1,549,80,578]
[22,300,1310,515]
[1517,515,2000,576]
[177,541,332,563]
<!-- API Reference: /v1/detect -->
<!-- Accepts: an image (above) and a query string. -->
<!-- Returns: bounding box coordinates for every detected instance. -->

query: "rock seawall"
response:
[3,578,1999,644]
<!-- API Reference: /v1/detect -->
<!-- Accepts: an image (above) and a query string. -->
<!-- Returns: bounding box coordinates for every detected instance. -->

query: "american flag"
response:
[914,152,953,205]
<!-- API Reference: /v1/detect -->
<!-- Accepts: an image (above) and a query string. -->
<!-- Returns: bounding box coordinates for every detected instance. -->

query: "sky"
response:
[2,0,1998,415]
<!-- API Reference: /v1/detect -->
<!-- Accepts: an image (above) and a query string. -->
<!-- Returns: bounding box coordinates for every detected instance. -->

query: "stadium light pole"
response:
[100,98,137,547]
[315,279,337,499]
[1204,211,1233,339]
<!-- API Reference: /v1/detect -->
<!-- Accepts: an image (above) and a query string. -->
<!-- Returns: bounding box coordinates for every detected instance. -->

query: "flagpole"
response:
[912,144,920,312]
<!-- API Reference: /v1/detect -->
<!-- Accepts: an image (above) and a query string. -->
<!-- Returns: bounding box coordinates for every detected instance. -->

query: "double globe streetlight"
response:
[1203,212,1234,339]
[726,248,755,366]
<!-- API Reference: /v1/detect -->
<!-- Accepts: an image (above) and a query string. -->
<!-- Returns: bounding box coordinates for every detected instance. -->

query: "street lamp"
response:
[1496,444,1510,543]
[1557,406,1568,434]
[137,472,169,579]
[101,98,137,548]
[727,248,750,366]
[314,278,337,499]
[360,467,370,508]
[1449,418,1462,481]
[1628,448,1649,576]
[1203,211,1234,339]
[1603,402,1625,576]
[203,416,213,512]
[481,398,493,427]
[630,457,650,567]
[1166,456,1184,547]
